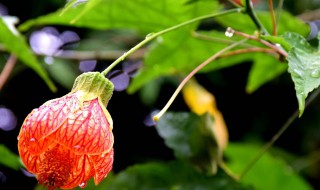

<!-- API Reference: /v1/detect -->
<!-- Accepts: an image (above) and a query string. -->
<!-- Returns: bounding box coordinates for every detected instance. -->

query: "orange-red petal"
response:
[90,149,114,185]
[52,99,113,155]
[18,93,81,154]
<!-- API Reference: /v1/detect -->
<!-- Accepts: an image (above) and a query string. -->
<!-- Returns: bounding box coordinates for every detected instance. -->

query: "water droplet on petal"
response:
[79,182,87,188]
[225,27,234,38]
[311,69,320,78]
[30,138,36,142]
[74,145,81,149]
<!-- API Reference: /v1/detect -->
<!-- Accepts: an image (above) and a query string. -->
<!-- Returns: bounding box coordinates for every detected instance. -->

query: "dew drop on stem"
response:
[225,27,234,38]
[145,33,154,39]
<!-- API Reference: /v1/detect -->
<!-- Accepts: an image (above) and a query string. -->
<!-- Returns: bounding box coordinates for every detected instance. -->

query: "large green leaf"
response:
[155,111,219,175]
[128,30,249,93]
[19,0,220,34]
[284,32,320,115]
[0,144,21,170]
[0,17,56,91]
[105,161,252,190]
[246,53,287,93]
[225,143,312,190]
[216,10,309,36]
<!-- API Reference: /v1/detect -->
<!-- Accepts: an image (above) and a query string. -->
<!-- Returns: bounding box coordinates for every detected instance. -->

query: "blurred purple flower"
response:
[0,171,6,184]
[21,168,35,178]
[29,27,63,56]
[29,27,80,57]
[60,30,80,45]
[0,3,8,16]
[108,70,130,92]
[122,60,142,77]
[79,60,97,72]
[0,107,17,131]
[143,110,159,127]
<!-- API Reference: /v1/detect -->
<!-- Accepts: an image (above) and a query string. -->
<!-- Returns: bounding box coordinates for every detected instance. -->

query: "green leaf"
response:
[246,54,287,93]
[19,0,220,34]
[128,30,242,93]
[105,161,252,190]
[225,143,312,190]
[0,144,22,170]
[0,17,56,92]
[284,32,320,115]
[216,10,309,36]
[155,111,219,175]
[45,59,79,90]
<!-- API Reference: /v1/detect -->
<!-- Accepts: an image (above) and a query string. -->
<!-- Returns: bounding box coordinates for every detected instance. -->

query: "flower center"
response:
[37,145,73,190]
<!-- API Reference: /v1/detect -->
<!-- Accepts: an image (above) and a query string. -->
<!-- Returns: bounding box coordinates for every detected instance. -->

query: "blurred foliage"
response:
[1,0,320,190]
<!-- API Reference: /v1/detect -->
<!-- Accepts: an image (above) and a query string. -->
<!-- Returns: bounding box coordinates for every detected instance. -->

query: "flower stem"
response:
[245,0,268,35]
[268,0,277,35]
[0,54,17,91]
[153,39,247,121]
[101,8,243,76]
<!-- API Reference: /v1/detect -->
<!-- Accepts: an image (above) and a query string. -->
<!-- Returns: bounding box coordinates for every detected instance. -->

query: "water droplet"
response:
[68,119,74,125]
[30,138,36,142]
[101,153,106,158]
[74,145,81,149]
[79,182,87,188]
[311,69,320,78]
[17,136,19,141]
[225,27,234,38]
[83,110,89,117]
[145,33,154,39]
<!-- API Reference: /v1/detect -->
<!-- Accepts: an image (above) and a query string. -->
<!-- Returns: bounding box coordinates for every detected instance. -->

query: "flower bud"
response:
[18,72,114,189]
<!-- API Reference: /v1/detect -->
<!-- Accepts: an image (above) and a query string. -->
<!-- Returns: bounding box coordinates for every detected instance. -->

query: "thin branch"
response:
[239,86,320,179]
[245,0,268,35]
[191,31,253,48]
[219,47,278,58]
[268,0,277,35]
[230,28,287,56]
[153,39,248,121]
[53,49,145,61]
[0,55,17,91]
[101,8,243,76]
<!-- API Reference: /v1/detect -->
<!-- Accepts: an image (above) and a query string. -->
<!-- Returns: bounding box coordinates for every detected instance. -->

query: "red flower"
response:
[18,72,114,189]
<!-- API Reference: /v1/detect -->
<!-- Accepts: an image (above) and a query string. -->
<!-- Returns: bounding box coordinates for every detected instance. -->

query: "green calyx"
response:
[71,72,114,106]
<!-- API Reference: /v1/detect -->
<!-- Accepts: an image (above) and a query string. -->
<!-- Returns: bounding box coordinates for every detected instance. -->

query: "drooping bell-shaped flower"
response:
[18,72,114,190]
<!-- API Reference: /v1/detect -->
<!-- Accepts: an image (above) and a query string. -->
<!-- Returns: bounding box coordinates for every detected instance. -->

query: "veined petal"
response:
[53,98,114,155]
[18,93,81,154]
[18,135,42,173]
[61,154,94,189]
[90,149,114,185]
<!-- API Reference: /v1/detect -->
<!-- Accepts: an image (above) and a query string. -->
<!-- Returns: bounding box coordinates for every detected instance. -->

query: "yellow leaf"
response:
[182,78,228,151]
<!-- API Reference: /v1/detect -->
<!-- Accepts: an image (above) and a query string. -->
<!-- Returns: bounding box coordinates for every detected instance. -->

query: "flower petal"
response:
[61,154,94,189]
[18,93,81,154]
[53,99,113,154]
[90,149,114,185]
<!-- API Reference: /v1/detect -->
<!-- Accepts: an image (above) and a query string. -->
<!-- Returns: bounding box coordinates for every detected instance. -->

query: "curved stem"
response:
[101,8,243,76]
[239,86,320,179]
[0,55,17,91]
[245,0,268,35]
[153,39,247,121]
[231,28,287,57]
[268,0,277,35]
